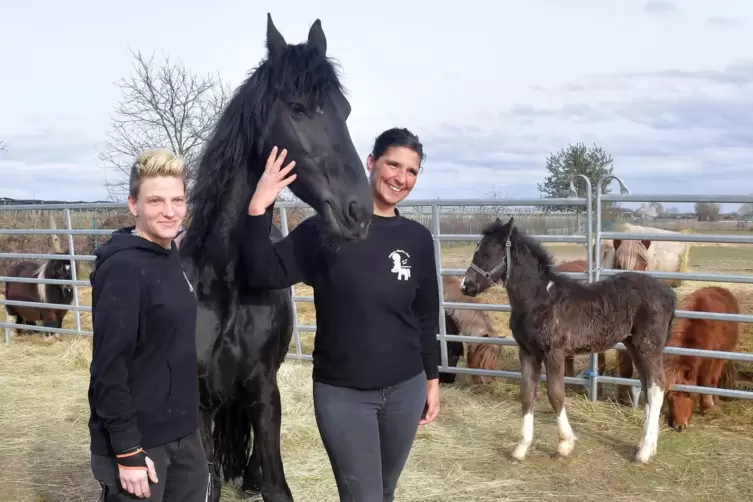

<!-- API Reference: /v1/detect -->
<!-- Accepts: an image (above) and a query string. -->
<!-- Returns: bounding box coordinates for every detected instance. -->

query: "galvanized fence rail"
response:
[2,176,753,406]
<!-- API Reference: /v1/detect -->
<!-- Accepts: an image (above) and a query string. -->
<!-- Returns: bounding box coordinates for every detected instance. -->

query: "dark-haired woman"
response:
[241,128,440,501]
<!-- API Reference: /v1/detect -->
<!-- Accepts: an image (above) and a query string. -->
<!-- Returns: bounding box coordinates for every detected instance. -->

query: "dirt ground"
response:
[2,241,753,501]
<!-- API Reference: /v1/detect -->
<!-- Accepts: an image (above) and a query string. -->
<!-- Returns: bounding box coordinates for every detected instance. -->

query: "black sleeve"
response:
[413,230,440,380]
[240,213,316,289]
[89,260,142,453]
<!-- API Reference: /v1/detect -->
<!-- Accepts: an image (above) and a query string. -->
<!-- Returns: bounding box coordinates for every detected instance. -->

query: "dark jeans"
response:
[313,370,428,502]
[91,428,209,501]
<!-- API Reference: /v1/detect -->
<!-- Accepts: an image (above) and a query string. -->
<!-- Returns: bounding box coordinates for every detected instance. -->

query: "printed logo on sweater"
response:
[388,249,411,281]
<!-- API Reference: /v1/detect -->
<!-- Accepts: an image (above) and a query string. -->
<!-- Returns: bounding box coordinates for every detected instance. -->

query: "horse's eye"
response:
[289,102,306,117]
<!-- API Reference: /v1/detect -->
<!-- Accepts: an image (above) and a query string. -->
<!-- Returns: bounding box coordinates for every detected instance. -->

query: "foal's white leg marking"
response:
[635,383,663,464]
[556,408,577,457]
[546,281,553,292]
[512,411,534,460]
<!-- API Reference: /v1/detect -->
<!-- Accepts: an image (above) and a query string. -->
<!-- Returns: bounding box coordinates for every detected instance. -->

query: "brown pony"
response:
[441,275,505,384]
[3,217,73,342]
[661,286,740,431]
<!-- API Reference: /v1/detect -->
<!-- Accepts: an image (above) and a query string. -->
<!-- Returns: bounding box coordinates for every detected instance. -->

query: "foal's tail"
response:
[212,395,253,482]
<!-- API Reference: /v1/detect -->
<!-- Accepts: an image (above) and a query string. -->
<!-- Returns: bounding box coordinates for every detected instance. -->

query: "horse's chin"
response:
[321,201,370,241]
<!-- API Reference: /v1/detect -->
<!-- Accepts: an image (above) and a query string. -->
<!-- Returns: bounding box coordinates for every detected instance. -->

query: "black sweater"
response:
[240,210,440,390]
[87,227,199,456]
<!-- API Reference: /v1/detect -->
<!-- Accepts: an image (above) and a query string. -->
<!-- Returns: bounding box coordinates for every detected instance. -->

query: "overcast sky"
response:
[1,0,752,211]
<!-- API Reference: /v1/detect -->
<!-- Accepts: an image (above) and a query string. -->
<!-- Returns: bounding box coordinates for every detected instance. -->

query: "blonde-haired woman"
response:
[88,149,208,501]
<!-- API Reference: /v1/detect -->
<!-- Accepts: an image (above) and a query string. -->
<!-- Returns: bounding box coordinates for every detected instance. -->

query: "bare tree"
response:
[100,49,232,201]
[0,141,6,151]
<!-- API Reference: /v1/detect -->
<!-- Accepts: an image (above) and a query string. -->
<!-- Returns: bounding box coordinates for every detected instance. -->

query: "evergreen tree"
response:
[537,142,616,213]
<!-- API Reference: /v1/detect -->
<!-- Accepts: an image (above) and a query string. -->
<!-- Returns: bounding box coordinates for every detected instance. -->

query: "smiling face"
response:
[128,176,186,247]
[127,149,187,248]
[367,146,421,215]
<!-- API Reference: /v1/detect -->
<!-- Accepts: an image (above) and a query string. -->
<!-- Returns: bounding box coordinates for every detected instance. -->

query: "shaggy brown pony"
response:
[660,286,741,431]
[442,275,504,384]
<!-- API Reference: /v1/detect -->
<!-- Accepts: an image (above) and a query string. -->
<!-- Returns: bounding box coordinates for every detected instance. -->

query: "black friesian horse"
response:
[178,14,373,502]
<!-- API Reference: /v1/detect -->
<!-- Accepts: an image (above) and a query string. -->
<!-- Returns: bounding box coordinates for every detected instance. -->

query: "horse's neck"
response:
[505,251,550,309]
[188,166,273,271]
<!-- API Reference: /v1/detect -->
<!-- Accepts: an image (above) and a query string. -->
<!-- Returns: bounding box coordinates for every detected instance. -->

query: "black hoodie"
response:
[87,227,199,456]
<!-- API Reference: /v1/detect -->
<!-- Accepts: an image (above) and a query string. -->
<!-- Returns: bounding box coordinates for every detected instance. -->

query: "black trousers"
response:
[313,370,428,502]
[91,428,209,501]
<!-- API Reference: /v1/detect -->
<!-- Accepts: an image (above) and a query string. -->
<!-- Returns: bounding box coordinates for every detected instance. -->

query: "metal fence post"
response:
[431,203,449,372]
[64,209,82,334]
[569,175,599,400]
[595,175,635,404]
[279,206,303,359]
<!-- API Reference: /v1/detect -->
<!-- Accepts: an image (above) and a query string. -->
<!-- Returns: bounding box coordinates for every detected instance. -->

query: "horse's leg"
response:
[622,338,649,445]
[40,309,59,342]
[700,358,726,413]
[6,313,18,337]
[200,408,222,502]
[617,348,636,406]
[630,332,665,465]
[564,355,574,378]
[246,365,293,501]
[544,353,576,458]
[242,425,262,493]
[512,347,541,461]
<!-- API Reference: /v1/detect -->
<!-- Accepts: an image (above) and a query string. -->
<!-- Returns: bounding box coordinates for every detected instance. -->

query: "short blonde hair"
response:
[129,148,186,199]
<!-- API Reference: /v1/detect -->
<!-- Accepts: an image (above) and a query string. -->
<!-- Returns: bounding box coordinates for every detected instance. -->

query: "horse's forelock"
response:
[614,240,650,270]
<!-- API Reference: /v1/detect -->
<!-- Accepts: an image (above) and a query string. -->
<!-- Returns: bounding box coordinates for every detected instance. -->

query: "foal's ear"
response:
[266,13,288,60]
[614,239,622,250]
[307,18,327,55]
[641,239,652,250]
[507,216,515,228]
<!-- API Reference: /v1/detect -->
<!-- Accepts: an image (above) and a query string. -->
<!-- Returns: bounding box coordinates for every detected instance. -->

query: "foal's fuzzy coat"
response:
[460,217,677,465]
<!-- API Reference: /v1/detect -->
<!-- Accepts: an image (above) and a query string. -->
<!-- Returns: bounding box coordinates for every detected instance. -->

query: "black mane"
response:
[180,41,345,264]
[481,219,557,277]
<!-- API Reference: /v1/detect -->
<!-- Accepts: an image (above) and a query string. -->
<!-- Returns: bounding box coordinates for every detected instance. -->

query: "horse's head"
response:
[460,217,515,297]
[47,254,74,295]
[665,366,697,431]
[260,14,372,240]
[613,239,651,271]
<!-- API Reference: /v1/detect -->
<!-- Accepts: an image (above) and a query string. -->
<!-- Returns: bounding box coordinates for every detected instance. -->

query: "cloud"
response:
[0,130,110,201]
[408,61,753,212]
[644,1,677,16]
[707,17,743,28]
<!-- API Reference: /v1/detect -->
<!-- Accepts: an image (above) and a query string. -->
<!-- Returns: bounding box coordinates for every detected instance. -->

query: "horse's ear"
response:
[266,13,288,60]
[613,239,622,250]
[641,239,652,249]
[307,18,327,55]
[507,216,514,228]
[494,217,501,225]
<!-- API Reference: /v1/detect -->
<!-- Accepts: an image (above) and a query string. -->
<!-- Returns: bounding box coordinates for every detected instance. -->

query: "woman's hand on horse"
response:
[248,146,297,216]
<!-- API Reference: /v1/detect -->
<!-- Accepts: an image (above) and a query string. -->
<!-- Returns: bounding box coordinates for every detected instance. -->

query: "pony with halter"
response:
[459,217,676,465]
[438,275,505,385]
[659,286,740,431]
[177,14,372,501]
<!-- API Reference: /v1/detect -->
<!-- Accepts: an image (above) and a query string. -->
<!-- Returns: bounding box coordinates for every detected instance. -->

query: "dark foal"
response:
[459,217,676,465]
